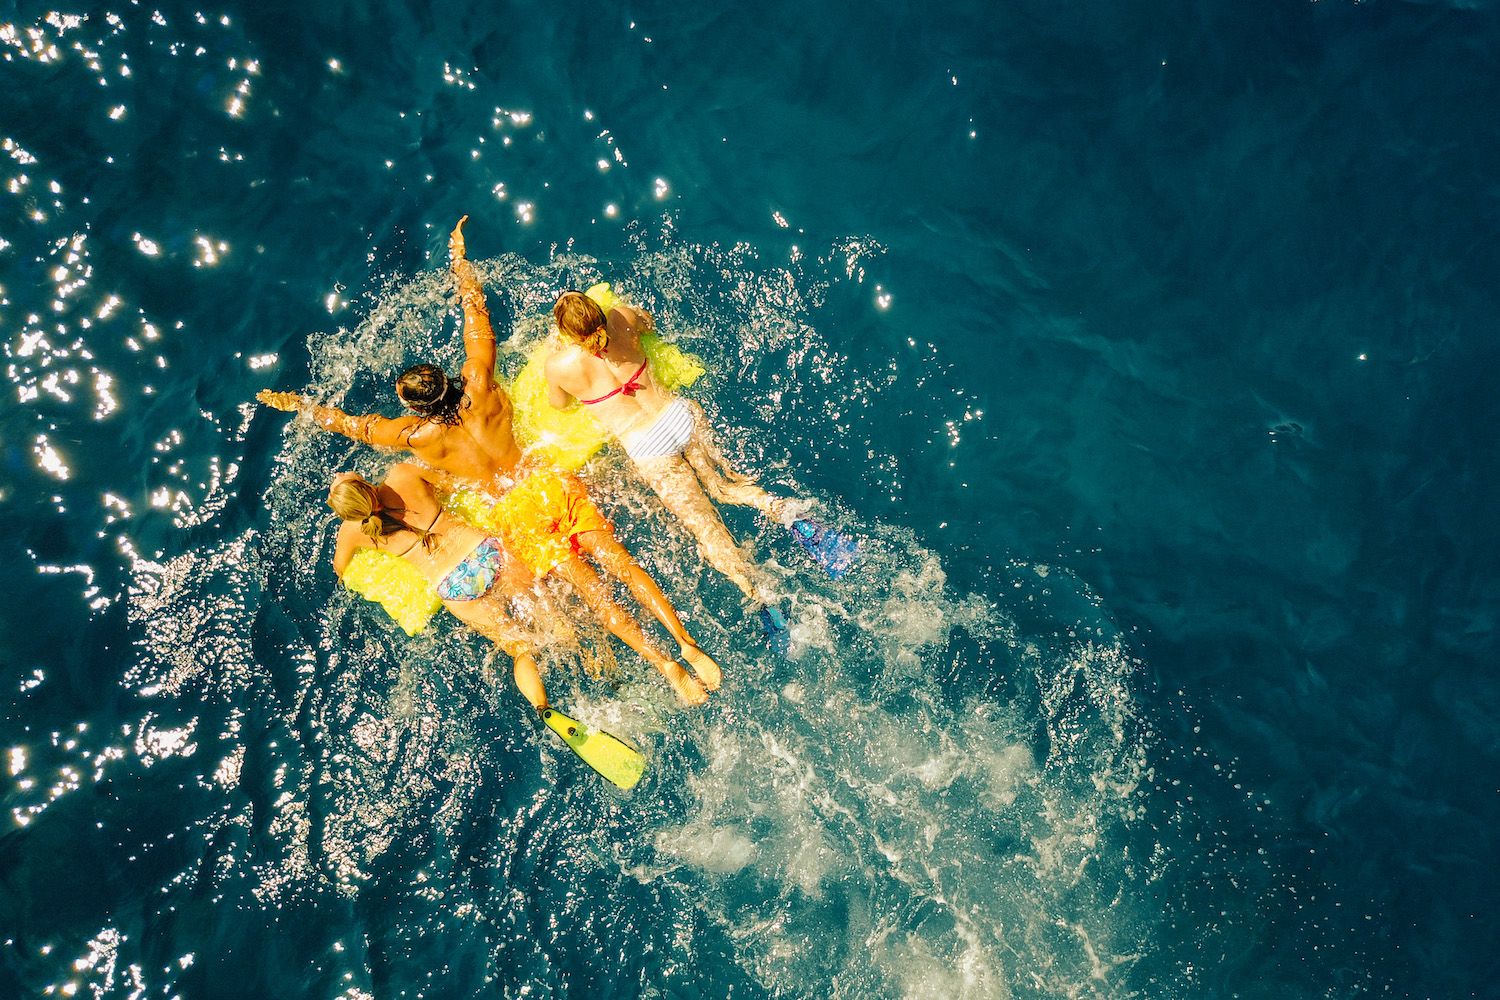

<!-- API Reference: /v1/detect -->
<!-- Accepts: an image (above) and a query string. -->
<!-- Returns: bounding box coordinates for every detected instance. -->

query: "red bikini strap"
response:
[578,357,650,405]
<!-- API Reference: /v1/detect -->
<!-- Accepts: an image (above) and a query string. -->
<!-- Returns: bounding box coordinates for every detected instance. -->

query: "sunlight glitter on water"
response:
[3,10,1169,997]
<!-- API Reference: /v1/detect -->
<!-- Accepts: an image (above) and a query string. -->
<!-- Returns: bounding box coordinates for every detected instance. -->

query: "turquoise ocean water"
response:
[3,1,1498,997]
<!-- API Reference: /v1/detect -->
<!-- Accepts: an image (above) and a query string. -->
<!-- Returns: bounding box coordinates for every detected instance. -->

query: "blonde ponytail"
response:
[359,513,386,543]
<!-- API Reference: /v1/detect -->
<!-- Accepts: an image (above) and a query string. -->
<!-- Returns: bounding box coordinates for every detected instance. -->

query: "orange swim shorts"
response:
[487,466,613,576]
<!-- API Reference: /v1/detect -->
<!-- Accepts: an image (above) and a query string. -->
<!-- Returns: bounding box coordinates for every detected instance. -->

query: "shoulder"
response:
[459,375,511,417]
[544,343,588,378]
[608,305,651,338]
[392,459,447,486]
[386,461,443,497]
[605,307,632,337]
[358,411,425,451]
[384,461,421,486]
[400,419,438,446]
[382,465,445,518]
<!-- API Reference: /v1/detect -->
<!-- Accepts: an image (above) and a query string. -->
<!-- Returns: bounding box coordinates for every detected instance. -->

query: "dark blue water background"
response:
[3,1,1498,997]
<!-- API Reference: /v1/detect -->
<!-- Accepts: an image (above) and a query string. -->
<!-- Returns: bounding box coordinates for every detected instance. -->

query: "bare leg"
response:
[633,455,761,601]
[511,653,547,712]
[576,529,722,691]
[679,404,783,516]
[678,400,760,485]
[443,593,538,653]
[443,594,547,710]
[549,551,707,704]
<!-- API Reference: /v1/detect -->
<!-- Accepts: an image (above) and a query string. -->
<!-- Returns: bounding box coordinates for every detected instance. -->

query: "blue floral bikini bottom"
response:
[435,536,505,601]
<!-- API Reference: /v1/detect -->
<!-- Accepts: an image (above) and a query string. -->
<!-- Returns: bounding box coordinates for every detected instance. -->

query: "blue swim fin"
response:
[789,519,859,579]
[757,603,791,658]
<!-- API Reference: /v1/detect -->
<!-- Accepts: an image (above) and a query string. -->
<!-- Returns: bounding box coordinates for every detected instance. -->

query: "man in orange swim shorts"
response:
[258,217,722,703]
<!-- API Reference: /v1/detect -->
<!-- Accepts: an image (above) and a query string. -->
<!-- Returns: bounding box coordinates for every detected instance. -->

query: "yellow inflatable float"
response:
[340,547,444,635]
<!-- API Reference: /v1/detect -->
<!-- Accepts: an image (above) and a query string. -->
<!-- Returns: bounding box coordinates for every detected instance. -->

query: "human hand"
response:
[256,389,304,413]
[449,215,469,261]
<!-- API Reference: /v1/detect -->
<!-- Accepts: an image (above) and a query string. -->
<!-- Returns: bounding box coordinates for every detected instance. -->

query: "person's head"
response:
[327,472,385,539]
[395,363,463,423]
[553,291,609,354]
[328,470,438,551]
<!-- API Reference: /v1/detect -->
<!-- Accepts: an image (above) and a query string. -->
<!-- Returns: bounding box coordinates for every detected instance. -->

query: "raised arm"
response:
[449,216,497,385]
[257,390,423,450]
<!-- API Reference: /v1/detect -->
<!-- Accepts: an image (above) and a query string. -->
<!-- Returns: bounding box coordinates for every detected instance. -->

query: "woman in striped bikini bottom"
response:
[623,397,792,604]
[548,292,797,606]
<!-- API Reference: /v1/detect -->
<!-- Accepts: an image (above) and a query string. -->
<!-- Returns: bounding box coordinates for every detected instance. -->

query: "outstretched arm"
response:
[449,216,497,385]
[257,390,422,450]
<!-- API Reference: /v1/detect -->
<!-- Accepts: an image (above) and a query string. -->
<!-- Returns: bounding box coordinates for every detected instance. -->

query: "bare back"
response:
[545,305,671,438]
[402,377,524,484]
[331,463,491,586]
[402,232,526,484]
[264,221,528,491]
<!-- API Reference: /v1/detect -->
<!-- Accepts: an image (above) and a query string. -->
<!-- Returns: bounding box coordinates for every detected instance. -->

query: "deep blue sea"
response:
[4,1,1499,997]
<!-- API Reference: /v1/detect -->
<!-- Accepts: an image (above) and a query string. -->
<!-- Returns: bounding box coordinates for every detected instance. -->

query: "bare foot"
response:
[662,661,708,705]
[680,644,721,691]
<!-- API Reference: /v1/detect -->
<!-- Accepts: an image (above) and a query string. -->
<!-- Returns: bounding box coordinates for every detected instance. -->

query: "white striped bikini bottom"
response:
[622,397,695,462]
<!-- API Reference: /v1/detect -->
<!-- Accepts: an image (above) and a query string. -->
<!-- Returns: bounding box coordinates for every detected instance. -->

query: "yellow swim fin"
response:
[540,708,646,790]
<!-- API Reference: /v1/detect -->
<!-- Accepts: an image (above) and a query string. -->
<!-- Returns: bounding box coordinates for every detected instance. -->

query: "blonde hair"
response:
[328,475,436,551]
[553,291,609,354]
